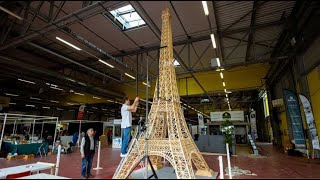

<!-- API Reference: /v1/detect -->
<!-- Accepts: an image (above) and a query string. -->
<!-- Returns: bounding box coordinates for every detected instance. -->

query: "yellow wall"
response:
[307,67,320,135]
[117,63,270,99]
[278,111,290,147]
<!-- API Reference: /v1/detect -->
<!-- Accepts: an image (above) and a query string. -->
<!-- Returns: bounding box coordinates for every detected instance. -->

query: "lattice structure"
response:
[113,8,214,179]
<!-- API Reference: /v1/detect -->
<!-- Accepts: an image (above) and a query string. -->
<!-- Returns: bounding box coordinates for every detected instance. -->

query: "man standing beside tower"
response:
[120,96,139,157]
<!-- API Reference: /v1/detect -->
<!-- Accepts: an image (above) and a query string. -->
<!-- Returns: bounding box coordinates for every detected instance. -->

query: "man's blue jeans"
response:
[121,127,131,154]
[81,152,94,177]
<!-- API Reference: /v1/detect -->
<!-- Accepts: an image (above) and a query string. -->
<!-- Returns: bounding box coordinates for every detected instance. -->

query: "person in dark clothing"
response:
[80,128,96,179]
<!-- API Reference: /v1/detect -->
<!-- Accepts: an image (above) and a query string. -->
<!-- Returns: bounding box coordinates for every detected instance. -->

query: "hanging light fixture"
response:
[201,1,209,16]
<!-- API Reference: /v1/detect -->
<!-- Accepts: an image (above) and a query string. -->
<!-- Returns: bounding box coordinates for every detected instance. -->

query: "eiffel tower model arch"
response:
[113,8,214,179]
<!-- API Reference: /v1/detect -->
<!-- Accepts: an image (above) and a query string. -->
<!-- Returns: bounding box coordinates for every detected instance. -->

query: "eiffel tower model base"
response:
[131,167,218,179]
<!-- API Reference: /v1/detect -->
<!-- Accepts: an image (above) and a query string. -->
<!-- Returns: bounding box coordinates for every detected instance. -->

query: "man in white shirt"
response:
[120,96,139,157]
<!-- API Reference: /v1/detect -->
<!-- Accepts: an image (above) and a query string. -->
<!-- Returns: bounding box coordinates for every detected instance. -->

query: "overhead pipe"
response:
[0,54,124,98]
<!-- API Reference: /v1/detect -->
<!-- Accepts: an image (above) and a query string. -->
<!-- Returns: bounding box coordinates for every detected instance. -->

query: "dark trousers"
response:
[81,151,94,177]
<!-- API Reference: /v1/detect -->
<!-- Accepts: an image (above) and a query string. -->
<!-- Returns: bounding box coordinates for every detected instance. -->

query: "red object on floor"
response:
[6,171,31,179]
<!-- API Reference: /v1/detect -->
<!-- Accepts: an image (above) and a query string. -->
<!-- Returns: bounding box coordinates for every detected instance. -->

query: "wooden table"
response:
[17,173,70,179]
[0,163,53,179]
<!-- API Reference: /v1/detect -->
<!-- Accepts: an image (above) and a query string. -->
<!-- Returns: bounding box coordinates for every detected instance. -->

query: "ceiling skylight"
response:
[107,4,146,31]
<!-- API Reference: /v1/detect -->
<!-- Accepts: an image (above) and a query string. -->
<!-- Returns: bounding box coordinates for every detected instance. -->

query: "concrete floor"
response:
[0,143,320,179]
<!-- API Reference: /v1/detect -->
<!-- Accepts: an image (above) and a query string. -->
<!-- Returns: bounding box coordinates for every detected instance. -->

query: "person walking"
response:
[80,128,96,179]
[120,96,139,157]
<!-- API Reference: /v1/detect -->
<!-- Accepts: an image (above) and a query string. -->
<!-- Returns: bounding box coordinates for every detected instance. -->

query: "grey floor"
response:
[131,167,218,179]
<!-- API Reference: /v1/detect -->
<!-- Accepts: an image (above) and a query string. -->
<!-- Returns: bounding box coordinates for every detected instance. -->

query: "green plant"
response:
[220,119,234,150]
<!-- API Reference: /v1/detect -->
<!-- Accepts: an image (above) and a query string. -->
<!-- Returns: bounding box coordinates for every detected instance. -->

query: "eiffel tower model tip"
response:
[113,8,214,179]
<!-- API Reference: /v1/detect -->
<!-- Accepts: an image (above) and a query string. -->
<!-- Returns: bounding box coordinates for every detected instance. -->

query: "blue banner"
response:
[283,90,306,149]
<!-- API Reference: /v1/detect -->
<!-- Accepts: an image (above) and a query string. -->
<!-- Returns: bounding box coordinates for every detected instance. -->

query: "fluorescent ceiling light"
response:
[9,103,16,105]
[26,104,35,107]
[201,1,209,15]
[30,97,41,101]
[225,94,228,98]
[50,84,58,87]
[67,103,74,105]
[42,107,50,109]
[227,91,232,94]
[93,96,101,100]
[0,6,24,20]
[107,100,113,103]
[223,82,225,87]
[102,108,107,111]
[5,93,19,97]
[57,108,64,110]
[50,100,59,103]
[210,34,216,48]
[99,59,114,68]
[92,107,98,109]
[224,89,227,93]
[216,58,220,67]
[216,68,225,71]
[50,86,64,91]
[143,82,150,87]
[56,37,81,51]
[220,72,224,79]
[46,83,50,86]
[125,73,135,79]
[18,78,35,84]
[74,92,85,96]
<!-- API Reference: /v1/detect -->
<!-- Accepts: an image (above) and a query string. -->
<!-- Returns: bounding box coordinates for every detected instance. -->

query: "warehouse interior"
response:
[0,1,320,179]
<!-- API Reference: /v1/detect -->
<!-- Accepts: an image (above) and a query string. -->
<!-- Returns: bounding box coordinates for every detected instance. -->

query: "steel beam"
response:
[212,1,225,63]
[176,56,287,75]
[191,42,211,69]
[245,1,258,62]
[225,31,250,61]
[0,1,114,51]
[222,1,267,33]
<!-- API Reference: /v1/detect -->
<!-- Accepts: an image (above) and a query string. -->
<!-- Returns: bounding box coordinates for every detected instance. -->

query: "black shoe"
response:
[81,175,87,179]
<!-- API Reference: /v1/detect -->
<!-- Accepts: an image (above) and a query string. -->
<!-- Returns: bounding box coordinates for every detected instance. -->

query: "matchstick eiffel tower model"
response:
[113,8,214,179]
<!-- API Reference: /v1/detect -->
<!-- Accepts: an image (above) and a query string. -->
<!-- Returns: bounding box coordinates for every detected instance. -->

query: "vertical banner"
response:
[77,105,85,121]
[283,90,306,149]
[249,110,258,140]
[299,94,320,150]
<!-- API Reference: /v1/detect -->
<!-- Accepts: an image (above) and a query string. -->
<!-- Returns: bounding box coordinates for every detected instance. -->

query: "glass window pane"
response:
[122,12,141,22]
[116,5,133,13]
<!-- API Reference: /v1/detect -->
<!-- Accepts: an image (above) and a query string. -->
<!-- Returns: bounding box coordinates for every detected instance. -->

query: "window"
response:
[104,4,146,31]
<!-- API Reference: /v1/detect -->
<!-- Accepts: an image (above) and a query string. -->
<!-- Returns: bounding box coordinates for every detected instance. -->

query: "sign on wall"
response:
[283,90,306,149]
[299,94,320,150]
[210,111,244,121]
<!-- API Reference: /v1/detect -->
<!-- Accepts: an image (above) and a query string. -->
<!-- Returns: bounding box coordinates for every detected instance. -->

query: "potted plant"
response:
[220,119,235,154]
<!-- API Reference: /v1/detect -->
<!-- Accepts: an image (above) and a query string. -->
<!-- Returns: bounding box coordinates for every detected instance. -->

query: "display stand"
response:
[0,113,58,152]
